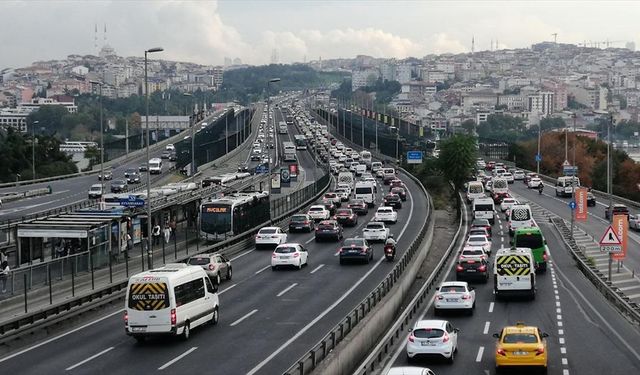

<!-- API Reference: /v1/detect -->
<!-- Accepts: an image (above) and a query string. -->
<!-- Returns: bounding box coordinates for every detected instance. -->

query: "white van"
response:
[125,264,219,342]
[494,247,536,300]
[555,176,580,197]
[508,204,535,236]
[354,181,376,207]
[337,171,354,187]
[473,197,495,225]
[466,181,485,203]
[149,158,163,175]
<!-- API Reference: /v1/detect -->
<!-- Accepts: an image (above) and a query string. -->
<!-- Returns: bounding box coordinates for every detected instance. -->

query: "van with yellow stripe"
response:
[493,247,536,300]
[124,263,219,342]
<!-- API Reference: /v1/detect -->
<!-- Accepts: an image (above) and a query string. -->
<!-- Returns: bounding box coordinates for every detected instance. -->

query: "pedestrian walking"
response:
[152,223,161,246]
[125,233,133,259]
[0,261,10,293]
[163,224,171,244]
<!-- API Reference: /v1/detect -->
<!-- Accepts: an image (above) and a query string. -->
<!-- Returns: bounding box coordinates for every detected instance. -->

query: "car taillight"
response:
[478,265,487,272]
[535,347,545,356]
[208,264,216,271]
[272,253,277,258]
[170,309,177,326]
[304,221,310,225]
[543,252,548,261]
[293,253,300,258]
[462,294,471,300]
[436,294,444,300]
[408,334,415,343]
[497,348,506,356]
[442,333,450,343]
[124,311,128,325]
[456,265,464,272]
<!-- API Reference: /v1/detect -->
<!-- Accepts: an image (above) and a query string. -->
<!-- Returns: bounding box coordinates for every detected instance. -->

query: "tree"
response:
[438,134,477,192]
[461,119,475,135]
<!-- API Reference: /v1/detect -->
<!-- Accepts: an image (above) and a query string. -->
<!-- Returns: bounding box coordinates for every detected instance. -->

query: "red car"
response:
[334,208,358,226]
[486,161,496,171]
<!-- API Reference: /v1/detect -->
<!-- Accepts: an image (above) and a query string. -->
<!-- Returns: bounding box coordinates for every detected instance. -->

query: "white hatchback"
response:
[407,319,459,363]
[308,205,330,221]
[500,198,519,212]
[528,177,543,189]
[255,227,287,249]
[434,281,476,315]
[363,221,390,242]
[271,243,308,270]
[465,235,492,256]
[374,207,398,224]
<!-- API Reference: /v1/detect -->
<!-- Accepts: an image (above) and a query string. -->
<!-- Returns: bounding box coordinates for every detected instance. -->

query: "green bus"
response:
[512,227,548,272]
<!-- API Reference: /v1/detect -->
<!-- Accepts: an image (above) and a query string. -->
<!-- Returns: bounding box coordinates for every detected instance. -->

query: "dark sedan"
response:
[321,201,337,216]
[168,152,177,162]
[456,258,490,283]
[288,214,315,233]
[347,199,368,215]
[139,163,148,172]
[110,179,127,193]
[315,220,343,242]
[126,172,141,184]
[383,193,402,209]
[390,186,407,201]
[238,163,249,172]
[339,237,373,264]
[124,168,137,178]
[471,218,492,236]
[334,208,358,227]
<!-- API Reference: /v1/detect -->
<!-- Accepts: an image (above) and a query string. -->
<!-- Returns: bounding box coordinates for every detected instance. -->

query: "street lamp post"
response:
[31,120,39,180]
[144,47,164,270]
[90,81,104,192]
[570,113,577,240]
[266,78,281,203]
[373,97,379,154]
[183,93,195,176]
[536,123,542,174]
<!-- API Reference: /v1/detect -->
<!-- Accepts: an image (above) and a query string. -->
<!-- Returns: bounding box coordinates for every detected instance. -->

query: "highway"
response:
[0,163,429,374]
[0,109,238,222]
[381,186,640,375]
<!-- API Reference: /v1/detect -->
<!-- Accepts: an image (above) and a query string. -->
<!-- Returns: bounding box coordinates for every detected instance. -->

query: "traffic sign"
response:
[535,154,542,162]
[562,160,570,166]
[255,164,268,174]
[599,226,622,245]
[119,195,145,207]
[563,165,578,176]
[280,168,291,184]
[569,201,576,210]
[407,151,423,164]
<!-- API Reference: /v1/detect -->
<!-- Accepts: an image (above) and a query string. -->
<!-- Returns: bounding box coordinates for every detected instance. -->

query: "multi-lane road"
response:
[380,179,640,375]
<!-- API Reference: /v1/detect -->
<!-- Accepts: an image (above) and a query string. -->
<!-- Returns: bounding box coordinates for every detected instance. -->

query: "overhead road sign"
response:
[119,195,145,207]
[406,151,423,164]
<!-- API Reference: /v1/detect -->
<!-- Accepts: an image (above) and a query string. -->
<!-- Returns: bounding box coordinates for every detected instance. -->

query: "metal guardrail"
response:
[0,169,332,342]
[551,216,640,326]
[353,193,466,375]
[283,166,433,375]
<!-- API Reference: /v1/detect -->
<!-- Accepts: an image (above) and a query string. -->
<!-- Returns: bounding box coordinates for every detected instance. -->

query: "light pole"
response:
[31,120,39,180]
[595,109,614,280]
[570,113,577,240]
[266,78,281,200]
[536,123,542,174]
[373,97,379,154]
[361,97,365,147]
[183,93,195,176]
[144,47,164,270]
[90,81,104,191]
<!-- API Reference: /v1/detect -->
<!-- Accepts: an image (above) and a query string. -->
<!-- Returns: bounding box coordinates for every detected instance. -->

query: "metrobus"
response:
[294,134,307,150]
[199,191,270,239]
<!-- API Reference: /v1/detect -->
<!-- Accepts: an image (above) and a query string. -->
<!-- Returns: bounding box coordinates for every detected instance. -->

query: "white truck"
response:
[149,158,163,175]
[494,247,536,300]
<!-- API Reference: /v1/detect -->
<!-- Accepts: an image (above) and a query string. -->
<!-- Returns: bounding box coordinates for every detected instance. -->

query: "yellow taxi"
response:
[493,322,549,373]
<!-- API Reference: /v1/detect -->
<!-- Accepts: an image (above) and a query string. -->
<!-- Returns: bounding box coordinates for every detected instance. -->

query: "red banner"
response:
[612,215,628,260]
[575,188,588,221]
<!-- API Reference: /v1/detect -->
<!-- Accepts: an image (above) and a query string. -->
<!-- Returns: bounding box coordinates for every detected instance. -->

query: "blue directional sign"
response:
[119,195,145,207]
[255,163,268,174]
[563,165,578,176]
[535,154,542,162]
[407,151,423,164]
[569,201,577,210]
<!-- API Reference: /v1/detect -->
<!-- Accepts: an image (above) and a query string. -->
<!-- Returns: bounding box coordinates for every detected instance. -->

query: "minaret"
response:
[472,36,475,55]
[94,24,98,53]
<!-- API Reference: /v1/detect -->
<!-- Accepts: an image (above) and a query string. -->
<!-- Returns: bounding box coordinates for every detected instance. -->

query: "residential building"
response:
[527,91,554,117]
[0,108,30,132]
[352,69,379,91]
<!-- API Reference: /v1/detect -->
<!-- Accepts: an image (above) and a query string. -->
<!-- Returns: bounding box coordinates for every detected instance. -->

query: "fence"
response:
[271,173,329,218]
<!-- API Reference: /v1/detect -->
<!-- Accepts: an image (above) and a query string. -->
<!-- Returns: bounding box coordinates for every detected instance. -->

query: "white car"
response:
[528,177,543,189]
[434,281,476,315]
[363,221,390,242]
[465,235,492,256]
[459,246,487,260]
[336,183,352,195]
[165,143,175,151]
[502,172,514,184]
[387,368,435,375]
[374,206,398,224]
[255,227,287,249]
[271,243,308,270]
[308,205,330,221]
[322,192,342,207]
[513,170,525,180]
[407,319,459,363]
[334,188,350,202]
[349,162,360,173]
[500,197,519,212]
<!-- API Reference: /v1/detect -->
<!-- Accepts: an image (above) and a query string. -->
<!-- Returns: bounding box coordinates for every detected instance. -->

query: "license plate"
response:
[131,327,146,332]
[445,298,458,302]
[421,342,436,346]
[513,351,528,356]
[466,269,476,272]
[280,255,290,259]
[295,227,303,229]
[349,250,359,253]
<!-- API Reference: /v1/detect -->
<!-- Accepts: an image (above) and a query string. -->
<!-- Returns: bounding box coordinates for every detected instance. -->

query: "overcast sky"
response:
[2,0,639,68]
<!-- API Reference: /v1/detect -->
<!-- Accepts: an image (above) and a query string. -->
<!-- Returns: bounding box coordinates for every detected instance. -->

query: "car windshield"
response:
[440,285,465,293]
[318,224,335,230]
[503,333,538,344]
[472,220,489,226]
[336,209,351,215]
[413,328,444,339]
[378,208,392,213]
[475,204,493,211]
[463,249,484,256]
[290,215,307,222]
[349,200,364,206]
[188,257,210,265]
[469,185,483,193]
[468,236,486,243]
[275,246,297,254]
[259,228,277,234]
[309,207,323,212]
[367,223,383,229]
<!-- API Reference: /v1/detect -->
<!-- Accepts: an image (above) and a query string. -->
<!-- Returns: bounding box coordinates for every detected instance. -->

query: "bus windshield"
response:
[515,233,544,249]
[201,204,232,234]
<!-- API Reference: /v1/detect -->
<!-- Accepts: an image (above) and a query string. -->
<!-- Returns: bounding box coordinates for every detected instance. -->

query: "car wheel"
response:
[134,336,146,344]
[226,267,232,280]
[448,347,456,363]
[211,307,219,325]
[271,266,277,271]
[433,307,439,316]
[298,261,303,270]
[215,273,221,286]
[182,322,190,341]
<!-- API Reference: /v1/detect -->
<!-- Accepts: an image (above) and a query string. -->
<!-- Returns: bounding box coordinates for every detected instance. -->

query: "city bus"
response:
[294,134,307,150]
[199,191,270,239]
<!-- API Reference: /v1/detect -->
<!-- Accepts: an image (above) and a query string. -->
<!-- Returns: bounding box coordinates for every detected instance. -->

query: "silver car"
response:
[187,253,232,286]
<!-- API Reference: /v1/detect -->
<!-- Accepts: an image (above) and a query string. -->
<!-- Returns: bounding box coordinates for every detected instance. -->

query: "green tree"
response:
[461,119,476,135]
[438,134,477,192]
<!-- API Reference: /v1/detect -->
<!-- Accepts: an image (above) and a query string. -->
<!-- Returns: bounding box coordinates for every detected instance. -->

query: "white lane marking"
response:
[488,302,494,313]
[563,370,570,375]
[277,283,298,297]
[158,347,198,370]
[483,321,491,334]
[219,284,237,295]
[65,347,114,371]
[559,329,564,335]
[557,314,563,321]
[310,264,324,274]
[254,265,270,274]
[561,347,567,354]
[556,301,561,307]
[230,249,253,261]
[559,337,565,344]
[562,358,568,365]
[230,309,258,327]
[305,237,315,244]
[246,183,415,375]
[556,308,562,314]
[558,321,563,327]
[475,346,484,362]
[0,308,124,363]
